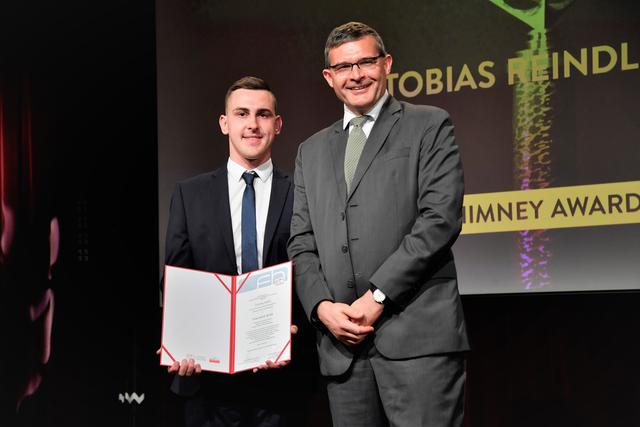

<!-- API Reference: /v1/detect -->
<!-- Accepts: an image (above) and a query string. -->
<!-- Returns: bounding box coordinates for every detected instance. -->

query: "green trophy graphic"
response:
[490,0,573,290]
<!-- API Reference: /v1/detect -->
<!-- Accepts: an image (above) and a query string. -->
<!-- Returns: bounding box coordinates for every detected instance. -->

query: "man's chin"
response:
[240,153,270,166]
[346,100,375,114]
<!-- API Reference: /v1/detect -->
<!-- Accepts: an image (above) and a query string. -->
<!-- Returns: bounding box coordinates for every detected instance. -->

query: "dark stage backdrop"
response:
[157,0,640,294]
[1,1,164,426]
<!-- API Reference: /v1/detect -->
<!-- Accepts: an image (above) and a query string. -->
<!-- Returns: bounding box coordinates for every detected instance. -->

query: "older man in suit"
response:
[288,22,469,427]
[163,76,297,427]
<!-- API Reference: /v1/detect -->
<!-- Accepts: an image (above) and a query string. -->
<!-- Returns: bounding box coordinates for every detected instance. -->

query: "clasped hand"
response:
[317,290,383,347]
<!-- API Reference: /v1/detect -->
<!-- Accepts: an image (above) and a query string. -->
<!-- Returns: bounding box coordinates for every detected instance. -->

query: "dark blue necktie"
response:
[241,171,258,273]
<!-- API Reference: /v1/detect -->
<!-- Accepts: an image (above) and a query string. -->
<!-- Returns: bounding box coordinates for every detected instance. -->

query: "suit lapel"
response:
[207,168,237,272]
[347,97,401,202]
[328,120,349,201]
[263,168,290,265]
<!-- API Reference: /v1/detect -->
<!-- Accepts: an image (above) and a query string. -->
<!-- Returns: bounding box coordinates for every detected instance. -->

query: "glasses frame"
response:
[327,54,385,74]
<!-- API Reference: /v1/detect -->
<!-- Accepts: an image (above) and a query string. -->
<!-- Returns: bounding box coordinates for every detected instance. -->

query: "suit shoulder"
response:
[299,119,342,151]
[273,167,292,182]
[399,101,451,123]
[174,167,223,191]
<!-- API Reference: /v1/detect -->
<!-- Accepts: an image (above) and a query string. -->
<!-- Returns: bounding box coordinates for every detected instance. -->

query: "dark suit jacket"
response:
[164,164,294,397]
[288,96,470,376]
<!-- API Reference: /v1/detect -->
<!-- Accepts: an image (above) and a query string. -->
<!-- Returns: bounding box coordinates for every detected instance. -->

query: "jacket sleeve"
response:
[164,183,194,268]
[287,144,334,322]
[369,109,464,307]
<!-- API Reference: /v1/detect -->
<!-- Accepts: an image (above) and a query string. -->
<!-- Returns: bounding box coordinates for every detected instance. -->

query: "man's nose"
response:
[349,64,364,79]
[247,114,258,129]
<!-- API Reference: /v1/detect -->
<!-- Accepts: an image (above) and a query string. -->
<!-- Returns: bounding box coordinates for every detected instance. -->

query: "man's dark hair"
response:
[324,22,387,68]
[224,76,277,112]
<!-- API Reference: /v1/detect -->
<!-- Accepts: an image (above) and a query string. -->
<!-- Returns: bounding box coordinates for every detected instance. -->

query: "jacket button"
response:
[340,212,345,221]
[341,245,348,253]
[347,279,355,288]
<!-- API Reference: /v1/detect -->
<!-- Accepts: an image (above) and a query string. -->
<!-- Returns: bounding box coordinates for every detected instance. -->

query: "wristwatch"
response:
[372,288,386,304]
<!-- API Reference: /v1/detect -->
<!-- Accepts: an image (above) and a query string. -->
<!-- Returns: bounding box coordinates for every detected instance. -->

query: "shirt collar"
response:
[227,157,273,182]
[343,91,390,130]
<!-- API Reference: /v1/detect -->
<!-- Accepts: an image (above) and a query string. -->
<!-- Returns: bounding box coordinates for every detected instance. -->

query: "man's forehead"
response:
[227,89,276,111]
[329,36,378,61]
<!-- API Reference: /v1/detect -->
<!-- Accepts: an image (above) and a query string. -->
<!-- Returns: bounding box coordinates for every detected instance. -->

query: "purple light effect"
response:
[513,30,554,290]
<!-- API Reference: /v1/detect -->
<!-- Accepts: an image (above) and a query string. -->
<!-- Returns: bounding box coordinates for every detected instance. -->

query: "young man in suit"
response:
[288,22,469,427]
[163,76,296,427]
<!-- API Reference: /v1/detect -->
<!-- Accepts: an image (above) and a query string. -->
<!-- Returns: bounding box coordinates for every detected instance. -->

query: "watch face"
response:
[373,289,385,303]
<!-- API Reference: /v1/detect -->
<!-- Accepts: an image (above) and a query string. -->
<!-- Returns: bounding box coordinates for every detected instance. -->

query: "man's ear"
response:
[219,114,229,135]
[322,69,335,88]
[275,115,283,135]
[383,54,393,75]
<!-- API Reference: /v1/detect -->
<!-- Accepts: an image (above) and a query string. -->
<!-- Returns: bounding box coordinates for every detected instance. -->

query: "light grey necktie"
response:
[344,115,369,193]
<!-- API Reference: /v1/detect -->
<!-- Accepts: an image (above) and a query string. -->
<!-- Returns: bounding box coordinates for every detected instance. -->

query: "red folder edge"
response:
[274,339,291,363]
[229,275,236,374]
[160,266,234,371]
[159,264,170,366]
[214,272,232,294]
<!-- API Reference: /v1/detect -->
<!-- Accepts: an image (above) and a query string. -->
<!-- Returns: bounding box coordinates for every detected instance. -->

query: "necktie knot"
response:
[242,171,256,186]
[350,115,369,129]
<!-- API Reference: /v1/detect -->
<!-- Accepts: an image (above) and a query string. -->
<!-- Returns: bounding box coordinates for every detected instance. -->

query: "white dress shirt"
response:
[343,91,390,137]
[227,157,273,274]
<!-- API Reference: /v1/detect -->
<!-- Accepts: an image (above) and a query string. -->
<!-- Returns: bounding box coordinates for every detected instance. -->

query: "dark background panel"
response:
[1,1,169,426]
[463,291,640,427]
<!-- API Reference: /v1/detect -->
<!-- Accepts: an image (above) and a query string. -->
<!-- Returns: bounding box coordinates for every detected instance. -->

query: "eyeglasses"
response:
[327,54,384,75]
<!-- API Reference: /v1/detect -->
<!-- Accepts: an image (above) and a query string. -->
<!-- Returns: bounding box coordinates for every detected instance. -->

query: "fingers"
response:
[333,318,373,347]
[343,305,365,320]
[343,338,365,347]
[172,359,201,376]
[340,317,374,336]
[290,324,298,335]
[178,359,189,376]
[265,360,278,369]
[333,324,372,345]
[338,330,369,343]
[342,328,370,346]
[252,359,291,372]
[341,333,367,347]
[159,349,202,376]
[329,318,372,339]
[185,361,201,376]
[336,305,370,332]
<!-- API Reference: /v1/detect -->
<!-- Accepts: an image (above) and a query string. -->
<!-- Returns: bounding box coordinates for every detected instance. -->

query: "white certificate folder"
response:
[160,261,292,374]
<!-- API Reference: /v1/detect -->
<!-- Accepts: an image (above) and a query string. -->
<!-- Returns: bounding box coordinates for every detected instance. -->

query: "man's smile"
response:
[347,81,373,93]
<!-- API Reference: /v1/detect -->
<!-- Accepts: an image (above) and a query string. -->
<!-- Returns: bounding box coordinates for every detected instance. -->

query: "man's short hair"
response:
[224,76,277,112]
[324,22,387,68]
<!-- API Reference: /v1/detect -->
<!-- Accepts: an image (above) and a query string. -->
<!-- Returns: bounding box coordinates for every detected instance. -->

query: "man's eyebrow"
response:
[256,108,274,115]
[232,107,249,113]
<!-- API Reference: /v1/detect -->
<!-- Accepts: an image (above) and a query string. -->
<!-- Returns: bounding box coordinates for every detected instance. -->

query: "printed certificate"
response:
[160,261,292,374]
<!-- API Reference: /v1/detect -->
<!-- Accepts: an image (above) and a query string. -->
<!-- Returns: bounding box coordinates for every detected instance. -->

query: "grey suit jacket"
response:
[288,96,469,376]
